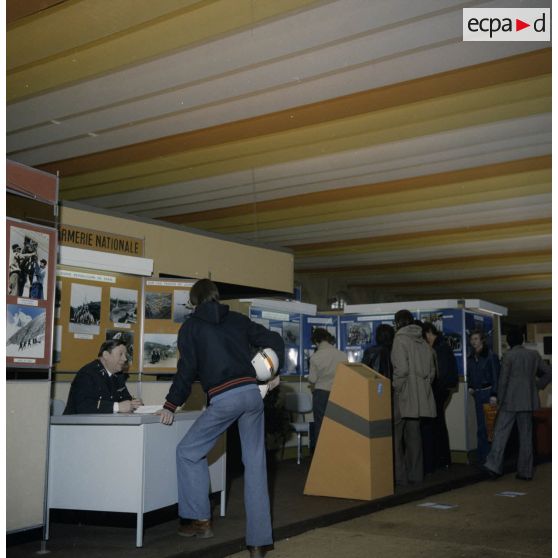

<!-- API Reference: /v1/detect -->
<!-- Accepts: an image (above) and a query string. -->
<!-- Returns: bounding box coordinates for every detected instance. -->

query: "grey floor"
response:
[7,457,551,558]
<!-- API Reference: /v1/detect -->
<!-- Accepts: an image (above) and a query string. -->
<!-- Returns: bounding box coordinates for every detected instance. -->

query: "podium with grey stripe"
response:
[304,362,394,500]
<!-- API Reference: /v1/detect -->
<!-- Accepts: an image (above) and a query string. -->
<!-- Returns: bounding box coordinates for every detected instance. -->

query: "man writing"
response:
[64,339,141,414]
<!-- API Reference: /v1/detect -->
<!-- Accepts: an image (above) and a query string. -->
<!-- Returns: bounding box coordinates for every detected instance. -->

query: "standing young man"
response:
[159,279,284,558]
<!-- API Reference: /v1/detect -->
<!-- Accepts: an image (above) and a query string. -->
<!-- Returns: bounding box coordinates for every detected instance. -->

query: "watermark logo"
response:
[463,8,550,41]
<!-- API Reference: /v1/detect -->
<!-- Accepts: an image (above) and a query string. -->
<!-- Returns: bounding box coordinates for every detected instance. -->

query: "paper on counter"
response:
[134,405,163,414]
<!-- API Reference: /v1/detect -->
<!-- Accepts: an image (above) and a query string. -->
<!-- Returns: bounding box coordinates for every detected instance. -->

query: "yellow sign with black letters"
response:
[59,225,144,257]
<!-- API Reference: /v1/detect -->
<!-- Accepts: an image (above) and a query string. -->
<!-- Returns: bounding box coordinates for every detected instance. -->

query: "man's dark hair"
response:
[506,329,524,348]
[375,324,395,347]
[98,339,127,357]
[422,321,439,337]
[469,328,486,342]
[394,309,414,330]
[189,278,220,306]
[311,327,335,345]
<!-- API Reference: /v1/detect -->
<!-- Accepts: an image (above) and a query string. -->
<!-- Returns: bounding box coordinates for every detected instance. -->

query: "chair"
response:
[284,392,313,464]
[51,399,66,416]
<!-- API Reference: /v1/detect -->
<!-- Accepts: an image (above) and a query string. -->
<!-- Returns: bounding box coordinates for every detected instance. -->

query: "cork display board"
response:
[141,279,195,374]
[53,266,142,373]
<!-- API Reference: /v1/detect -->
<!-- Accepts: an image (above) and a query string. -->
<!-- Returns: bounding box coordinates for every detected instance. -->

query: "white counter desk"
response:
[46,411,226,547]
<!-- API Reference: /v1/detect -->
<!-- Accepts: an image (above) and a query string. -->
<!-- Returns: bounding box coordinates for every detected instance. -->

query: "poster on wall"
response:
[141,279,195,373]
[339,314,398,363]
[53,268,142,373]
[6,218,57,368]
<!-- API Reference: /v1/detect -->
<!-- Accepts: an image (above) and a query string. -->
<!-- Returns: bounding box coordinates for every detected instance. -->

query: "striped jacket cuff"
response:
[163,401,178,412]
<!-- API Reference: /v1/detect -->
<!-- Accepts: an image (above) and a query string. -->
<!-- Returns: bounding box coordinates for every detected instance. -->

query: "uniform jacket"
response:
[391,324,436,418]
[308,341,347,391]
[498,345,552,412]
[164,301,285,410]
[64,359,132,414]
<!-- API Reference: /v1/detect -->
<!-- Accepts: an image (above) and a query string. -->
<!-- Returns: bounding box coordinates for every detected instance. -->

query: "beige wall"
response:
[7,382,51,532]
[60,203,293,293]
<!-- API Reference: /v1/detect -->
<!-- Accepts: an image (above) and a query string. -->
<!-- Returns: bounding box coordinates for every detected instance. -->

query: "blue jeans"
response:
[176,385,272,546]
[473,388,492,464]
[312,389,330,444]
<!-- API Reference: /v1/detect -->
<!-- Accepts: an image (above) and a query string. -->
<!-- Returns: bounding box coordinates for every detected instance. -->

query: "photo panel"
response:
[8,225,51,300]
[7,304,47,359]
[145,292,172,320]
[109,287,138,325]
[173,289,193,324]
[143,333,178,369]
[69,283,102,335]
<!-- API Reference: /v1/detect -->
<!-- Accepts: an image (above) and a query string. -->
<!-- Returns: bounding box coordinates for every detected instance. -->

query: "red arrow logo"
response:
[516,19,530,31]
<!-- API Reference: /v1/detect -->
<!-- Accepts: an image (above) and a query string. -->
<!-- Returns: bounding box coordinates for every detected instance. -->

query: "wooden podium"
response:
[304,362,393,500]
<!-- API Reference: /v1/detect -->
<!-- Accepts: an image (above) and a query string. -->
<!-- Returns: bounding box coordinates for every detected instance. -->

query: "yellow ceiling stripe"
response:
[39,49,550,177]
[166,157,550,221]
[175,171,551,232]
[291,222,551,259]
[295,250,551,276]
[7,0,204,70]
[59,76,551,197]
[7,0,322,101]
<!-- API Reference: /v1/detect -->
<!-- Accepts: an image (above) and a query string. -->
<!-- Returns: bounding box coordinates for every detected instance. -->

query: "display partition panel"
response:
[339,314,402,364]
[302,314,340,375]
[53,266,142,373]
[249,307,302,375]
[141,279,195,374]
[6,218,57,369]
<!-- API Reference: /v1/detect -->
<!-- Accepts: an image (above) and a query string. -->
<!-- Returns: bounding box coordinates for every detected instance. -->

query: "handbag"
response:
[483,403,498,442]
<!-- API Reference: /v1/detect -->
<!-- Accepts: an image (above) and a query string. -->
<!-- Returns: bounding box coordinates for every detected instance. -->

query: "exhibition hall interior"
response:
[6,1,552,557]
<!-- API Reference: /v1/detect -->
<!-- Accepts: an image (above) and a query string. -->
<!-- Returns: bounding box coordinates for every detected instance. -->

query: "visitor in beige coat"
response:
[391,310,436,485]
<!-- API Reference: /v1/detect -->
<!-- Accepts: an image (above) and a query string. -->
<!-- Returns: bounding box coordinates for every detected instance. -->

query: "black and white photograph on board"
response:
[143,333,178,369]
[69,283,101,335]
[285,346,299,373]
[282,322,300,345]
[8,225,50,300]
[346,322,371,346]
[6,304,47,358]
[106,329,134,361]
[109,287,138,324]
[421,312,444,333]
[173,289,193,323]
[144,292,172,319]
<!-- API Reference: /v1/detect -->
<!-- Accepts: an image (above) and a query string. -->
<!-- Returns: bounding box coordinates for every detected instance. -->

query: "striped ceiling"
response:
[7,0,552,325]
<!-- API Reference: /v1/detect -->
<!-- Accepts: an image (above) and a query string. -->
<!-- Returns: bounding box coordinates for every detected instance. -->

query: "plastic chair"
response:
[284,392,313,464]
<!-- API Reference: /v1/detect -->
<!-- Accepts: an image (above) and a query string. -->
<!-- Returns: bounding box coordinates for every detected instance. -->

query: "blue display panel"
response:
[339,314,399,363]
[419,308,465,377]
[249,307,302,375]
[301,314,339,375]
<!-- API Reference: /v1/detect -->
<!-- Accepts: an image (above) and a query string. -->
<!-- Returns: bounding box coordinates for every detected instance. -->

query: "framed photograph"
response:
[6,218,57,369]
[109,287,138,324]
[69,283,102,335]
[143,333,178,369]
[173,289,193,324]
[145,292,172,320]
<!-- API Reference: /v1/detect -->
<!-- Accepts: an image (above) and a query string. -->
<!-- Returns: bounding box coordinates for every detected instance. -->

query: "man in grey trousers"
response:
[484,329,551,480]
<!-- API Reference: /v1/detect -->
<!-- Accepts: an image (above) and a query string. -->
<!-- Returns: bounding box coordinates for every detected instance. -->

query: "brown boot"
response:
[177,519,214,538]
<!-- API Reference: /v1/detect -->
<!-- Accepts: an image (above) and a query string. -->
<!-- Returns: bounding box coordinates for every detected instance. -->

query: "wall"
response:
[60,202,293,294]
[7,382,51,532]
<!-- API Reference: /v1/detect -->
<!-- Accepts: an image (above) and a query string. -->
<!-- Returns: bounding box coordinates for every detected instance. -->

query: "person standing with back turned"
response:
[391,309,436,485]
[158,279,285,558]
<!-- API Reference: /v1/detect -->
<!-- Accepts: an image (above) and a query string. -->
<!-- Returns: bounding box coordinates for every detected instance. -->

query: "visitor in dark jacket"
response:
[423,322,458,469]
[362,324,395,380]
[467,329,500,464]
[159,279,284,558]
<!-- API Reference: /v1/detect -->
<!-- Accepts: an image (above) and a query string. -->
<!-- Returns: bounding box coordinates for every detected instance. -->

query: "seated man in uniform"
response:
[64,339,142,414]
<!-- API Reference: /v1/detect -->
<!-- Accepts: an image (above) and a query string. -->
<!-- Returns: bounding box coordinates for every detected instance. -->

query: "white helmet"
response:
[251,348,279,381]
